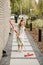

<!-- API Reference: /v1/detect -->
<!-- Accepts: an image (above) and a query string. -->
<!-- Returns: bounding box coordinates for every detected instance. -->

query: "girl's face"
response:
[21,21,24,26]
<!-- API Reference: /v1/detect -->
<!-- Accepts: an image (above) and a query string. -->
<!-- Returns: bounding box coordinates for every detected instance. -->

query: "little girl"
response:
[16,19,25,51]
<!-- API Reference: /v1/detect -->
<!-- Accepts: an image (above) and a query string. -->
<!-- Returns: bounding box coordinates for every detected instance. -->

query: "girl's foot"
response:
[21,44,23,50]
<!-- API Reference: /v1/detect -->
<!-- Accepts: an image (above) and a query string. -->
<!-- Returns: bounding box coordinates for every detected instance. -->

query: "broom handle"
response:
[9,20,18,33]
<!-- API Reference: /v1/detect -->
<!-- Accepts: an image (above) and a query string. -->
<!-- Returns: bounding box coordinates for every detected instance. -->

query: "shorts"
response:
[17,36,23,45]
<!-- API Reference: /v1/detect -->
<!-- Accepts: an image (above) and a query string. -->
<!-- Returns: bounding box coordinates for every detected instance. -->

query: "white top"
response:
[19,26,25,38]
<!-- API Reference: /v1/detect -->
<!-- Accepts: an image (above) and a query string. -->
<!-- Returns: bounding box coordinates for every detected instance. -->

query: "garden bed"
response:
[26,28,43,54]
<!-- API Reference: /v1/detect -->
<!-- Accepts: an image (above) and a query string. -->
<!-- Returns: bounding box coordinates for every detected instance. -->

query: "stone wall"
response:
[0,0,10,60]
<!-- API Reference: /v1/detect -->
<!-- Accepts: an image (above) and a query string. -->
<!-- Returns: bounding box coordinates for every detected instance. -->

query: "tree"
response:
[10,0,43,16]
[38,0,43,15]
[10,0,15,13]
[10,0,22,14]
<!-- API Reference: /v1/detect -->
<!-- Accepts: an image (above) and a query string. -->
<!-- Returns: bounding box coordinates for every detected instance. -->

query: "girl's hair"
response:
[19,19,23,27]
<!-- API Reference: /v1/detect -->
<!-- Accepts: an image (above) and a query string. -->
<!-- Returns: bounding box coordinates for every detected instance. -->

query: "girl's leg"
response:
[18,44,20,51]
[18,38,23,51]
[17,37,20,51]
[17,37,23,51]
[21,44,23,51]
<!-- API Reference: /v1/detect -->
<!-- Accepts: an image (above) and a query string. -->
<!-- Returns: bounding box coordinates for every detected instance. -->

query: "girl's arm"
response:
[23,26,26,31]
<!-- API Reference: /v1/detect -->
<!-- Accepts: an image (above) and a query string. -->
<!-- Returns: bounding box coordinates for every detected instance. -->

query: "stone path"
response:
[9,31,40,65]
[0,23,43,65]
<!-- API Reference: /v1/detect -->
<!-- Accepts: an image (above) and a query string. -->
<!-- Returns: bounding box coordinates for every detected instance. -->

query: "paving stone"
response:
[10,59,40,65]
[12,42,17,46]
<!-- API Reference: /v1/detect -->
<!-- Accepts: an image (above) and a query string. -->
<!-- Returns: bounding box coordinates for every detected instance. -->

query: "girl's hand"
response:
[16,32,19,37]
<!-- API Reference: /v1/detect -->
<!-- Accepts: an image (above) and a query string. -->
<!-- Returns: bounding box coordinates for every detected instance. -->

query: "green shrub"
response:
[32,22,38,28]
[25,23,30,28]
